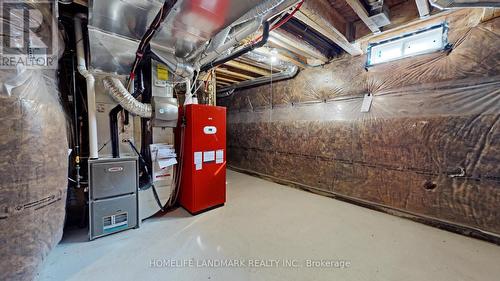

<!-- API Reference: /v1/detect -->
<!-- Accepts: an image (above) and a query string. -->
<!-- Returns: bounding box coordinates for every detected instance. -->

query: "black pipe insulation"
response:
[200,21,270,72]
[109,105,122,158]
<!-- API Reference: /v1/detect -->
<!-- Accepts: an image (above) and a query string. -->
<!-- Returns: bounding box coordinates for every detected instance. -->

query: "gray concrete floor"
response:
[38,170,500,281]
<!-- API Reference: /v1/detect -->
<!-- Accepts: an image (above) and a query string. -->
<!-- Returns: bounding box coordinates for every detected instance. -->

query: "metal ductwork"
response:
[429,0,500,8]
[232,0,300,26]
[366,0,391,27]
[197,18,263,67]
[195,0,299,70]
[87,0,298,75]
[217,64,298,95]
[150,50,195,79]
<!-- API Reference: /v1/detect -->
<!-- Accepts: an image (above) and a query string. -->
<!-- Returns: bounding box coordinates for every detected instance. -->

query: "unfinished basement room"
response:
[1,0,499,280]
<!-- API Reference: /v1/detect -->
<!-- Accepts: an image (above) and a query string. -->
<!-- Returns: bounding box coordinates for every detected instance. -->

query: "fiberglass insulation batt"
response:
[0,3,67,280]
[220,9,500,236]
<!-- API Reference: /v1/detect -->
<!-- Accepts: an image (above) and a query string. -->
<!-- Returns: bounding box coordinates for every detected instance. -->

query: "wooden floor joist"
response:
[293,10,362,56]
[415,0,430,18]
[345,0,381,33]
[224,60,271,76]
[236,57,282,73]
[215,68,256,80]
[216,76,240,84]
[270,31,328,63]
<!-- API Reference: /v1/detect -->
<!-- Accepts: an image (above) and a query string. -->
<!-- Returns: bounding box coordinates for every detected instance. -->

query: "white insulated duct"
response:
[103,77,152,118]
[74,14,98,159]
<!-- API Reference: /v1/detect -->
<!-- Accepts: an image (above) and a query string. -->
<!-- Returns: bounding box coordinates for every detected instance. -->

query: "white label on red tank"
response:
[216,149,224,164]
[203,151,215,162]
[194,152,202,164]
[194,152,203,171]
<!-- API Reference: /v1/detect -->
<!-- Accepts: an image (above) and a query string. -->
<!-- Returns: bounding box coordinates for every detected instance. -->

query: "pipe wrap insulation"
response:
[103,77,152,118]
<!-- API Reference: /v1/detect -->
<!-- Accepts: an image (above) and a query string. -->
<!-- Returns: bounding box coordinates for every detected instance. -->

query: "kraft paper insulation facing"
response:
[0,3,68,281]
[219,10,500,236]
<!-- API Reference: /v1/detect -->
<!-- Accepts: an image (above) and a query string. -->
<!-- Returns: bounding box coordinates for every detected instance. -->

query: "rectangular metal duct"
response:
[88,0,266,74]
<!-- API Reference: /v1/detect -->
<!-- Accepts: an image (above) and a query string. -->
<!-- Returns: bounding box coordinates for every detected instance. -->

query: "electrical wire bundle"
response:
[252,0,304,43]
[128,0,178,86]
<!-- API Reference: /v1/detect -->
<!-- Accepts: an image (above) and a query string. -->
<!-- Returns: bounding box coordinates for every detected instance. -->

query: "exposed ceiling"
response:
[71,0,497,92]
[213,0,445,91]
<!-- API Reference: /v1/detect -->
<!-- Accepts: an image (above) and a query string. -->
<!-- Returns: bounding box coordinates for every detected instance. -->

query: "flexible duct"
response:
[103,77,152,118]
[217,64,298,95]
[75,14,98,159]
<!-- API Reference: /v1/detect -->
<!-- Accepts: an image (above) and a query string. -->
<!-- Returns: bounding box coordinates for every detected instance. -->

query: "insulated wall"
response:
[219,10,500,236]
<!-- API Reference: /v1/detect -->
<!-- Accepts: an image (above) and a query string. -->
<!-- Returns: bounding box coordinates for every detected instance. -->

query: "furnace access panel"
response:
[179,104,226,214]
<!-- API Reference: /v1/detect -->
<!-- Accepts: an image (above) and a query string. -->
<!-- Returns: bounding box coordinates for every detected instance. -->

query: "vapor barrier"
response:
[220,10,500,236]
[0,3,67,281]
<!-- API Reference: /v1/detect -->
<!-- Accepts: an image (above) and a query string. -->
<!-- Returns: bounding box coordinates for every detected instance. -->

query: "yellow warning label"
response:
[157,64,168,81]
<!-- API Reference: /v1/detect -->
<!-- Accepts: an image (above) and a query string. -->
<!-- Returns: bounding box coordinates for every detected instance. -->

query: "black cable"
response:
[126,140,165,212]
[109,105,122,158]
[129,0,178,83]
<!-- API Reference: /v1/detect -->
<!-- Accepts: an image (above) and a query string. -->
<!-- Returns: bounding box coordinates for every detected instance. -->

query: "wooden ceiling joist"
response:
[293,0,362,56]
[253,47,306,68]
[345,0,381,33]
[216,79,231,84]
[215,68,255,80]
[216,76,240,84]
[216,81,231,86]
[223,60,271,76]
[236,57,281,73]
[270,30,328,63]
[415,0,431,18]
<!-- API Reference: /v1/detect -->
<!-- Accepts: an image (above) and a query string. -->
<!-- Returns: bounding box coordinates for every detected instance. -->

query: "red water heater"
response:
[179,104,226,214]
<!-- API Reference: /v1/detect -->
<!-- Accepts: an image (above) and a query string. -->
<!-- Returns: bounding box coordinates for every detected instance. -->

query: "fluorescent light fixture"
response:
[366,23,449,67]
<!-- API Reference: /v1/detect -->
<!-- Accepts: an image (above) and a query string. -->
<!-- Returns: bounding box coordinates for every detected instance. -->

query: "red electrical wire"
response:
[270,0,304,32]
[252,0,304,43]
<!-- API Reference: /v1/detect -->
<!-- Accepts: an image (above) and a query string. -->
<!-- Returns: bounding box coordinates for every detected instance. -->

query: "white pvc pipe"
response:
[183,78,193,106]
[74,14,98,159]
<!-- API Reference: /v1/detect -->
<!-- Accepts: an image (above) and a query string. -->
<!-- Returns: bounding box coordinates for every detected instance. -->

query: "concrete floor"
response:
[38,170,500,281]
